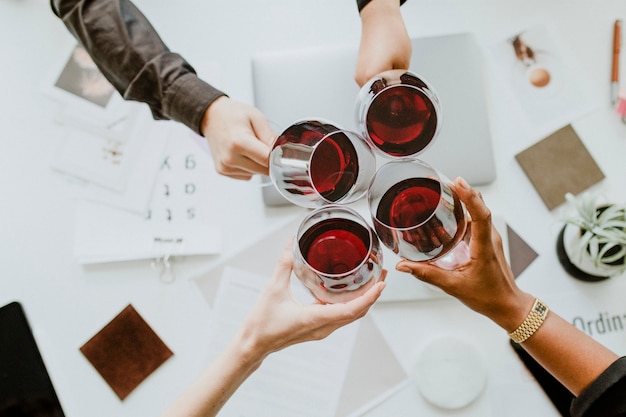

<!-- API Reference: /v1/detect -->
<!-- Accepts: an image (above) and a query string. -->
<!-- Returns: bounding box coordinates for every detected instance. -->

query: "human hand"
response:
[240,240,386,358]
[395,178,535,331]
[355,0,412,87]
[201,96,276,180]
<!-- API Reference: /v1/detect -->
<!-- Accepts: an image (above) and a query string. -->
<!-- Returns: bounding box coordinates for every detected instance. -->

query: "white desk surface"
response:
[1,1,625,416]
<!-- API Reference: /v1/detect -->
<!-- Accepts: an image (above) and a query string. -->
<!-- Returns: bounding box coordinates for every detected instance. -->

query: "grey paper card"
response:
[515,125,605,210]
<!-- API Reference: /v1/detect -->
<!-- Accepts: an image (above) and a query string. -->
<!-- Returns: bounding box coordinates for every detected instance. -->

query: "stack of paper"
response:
[73,124,222,264]
[43,42,222,265]
[43,42,168,213]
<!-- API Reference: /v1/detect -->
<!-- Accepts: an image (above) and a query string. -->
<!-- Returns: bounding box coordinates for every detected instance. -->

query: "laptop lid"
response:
[253,32,496,205]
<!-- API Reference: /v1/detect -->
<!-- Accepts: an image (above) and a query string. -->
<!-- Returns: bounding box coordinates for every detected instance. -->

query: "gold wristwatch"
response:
[509,298,549,344]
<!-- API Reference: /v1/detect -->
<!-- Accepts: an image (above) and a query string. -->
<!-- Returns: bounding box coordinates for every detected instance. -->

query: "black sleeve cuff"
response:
[570,356,626,417]
[357,0,407,13]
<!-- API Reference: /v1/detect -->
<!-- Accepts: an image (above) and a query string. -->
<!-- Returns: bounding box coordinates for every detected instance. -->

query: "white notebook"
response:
[73,124,222,265]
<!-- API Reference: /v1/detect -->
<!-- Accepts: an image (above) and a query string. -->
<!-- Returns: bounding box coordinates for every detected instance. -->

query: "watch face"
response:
[534,300,548,317]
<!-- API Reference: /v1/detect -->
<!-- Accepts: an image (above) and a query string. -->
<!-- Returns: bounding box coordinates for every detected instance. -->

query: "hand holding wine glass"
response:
[367,159,470,269]
[159,240,386,417]
[394,177,522,317]
[354,0,412,87]
[201,96,276,180]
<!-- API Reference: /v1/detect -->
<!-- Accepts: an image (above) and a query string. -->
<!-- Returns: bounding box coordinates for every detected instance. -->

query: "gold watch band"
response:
[508,299,549,344]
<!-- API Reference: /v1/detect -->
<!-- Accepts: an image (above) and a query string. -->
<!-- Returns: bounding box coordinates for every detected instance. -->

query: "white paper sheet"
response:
[46,43,148,194]
[485,17,600,138]
[51,122,142,193]
[42,42,129,127]
[73,124,222,264]
[208,266,359,417]
[544,283,626,355]
[67,110,169,213]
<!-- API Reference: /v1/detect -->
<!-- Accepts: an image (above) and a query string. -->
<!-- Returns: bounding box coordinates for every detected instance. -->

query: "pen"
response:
[611,19,621,106]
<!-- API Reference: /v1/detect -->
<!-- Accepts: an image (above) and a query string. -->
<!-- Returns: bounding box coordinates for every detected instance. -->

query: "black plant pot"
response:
[556,225,610,282]
[556,223,626,282]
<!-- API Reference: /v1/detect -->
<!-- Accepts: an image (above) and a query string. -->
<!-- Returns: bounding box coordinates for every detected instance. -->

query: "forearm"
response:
[50,0,224,134]
[354,0,411,86]
[519,311,619,396]
[358,0,406,33]
[491,293,619,396]
[159,333,266,417]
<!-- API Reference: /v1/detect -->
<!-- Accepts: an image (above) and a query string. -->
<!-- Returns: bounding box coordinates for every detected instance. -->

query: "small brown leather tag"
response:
[79,305,173,400]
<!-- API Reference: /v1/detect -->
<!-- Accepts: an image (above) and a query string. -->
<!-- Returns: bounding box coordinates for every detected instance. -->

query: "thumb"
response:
[395,260,450,289]
[269,238,296,290]
[250,110,277,147]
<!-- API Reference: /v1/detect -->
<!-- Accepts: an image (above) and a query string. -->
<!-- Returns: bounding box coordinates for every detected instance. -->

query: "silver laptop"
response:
[252,32,496,206]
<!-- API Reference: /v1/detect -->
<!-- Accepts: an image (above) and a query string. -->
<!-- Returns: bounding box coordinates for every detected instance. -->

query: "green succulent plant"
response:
[563,193,626,271]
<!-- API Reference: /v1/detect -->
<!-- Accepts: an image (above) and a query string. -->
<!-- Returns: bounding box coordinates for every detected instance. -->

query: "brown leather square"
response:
[80,305,173,400]
[515,124,605,210]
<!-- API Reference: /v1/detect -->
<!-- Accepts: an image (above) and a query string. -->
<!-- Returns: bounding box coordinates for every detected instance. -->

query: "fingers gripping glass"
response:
[367,160,470,269]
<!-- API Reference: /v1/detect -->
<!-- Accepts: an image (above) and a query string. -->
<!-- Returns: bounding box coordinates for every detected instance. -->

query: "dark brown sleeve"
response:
[50,0,225,135]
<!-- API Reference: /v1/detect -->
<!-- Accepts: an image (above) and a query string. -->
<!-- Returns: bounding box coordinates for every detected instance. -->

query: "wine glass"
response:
[355,70,442,159]
[269,119,377,208]
[367,159,470,269]
[293,205,384,304]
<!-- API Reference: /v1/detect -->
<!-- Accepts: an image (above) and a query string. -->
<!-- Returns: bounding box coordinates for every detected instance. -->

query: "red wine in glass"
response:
[366,86,438,157]
[299,217,370,284]
[269,120,375,207]
[309,131,359,202]
[293,205,384,303]
[372,175,467,262]
[355,70,442,159]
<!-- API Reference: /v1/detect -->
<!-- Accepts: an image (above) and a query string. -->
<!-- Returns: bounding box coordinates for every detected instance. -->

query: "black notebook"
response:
[0,301,65,416]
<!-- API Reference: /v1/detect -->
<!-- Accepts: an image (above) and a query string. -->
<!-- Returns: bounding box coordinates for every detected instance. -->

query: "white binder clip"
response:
[151,237,184,283]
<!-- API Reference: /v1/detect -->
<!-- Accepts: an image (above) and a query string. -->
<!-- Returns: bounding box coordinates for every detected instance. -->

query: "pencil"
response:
[611,19,621,106]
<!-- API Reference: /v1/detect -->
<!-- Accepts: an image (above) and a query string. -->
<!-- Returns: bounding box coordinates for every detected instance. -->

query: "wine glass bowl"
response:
[269,119,377,208]
[355,70,442,159]
[367,159,469,268]
[293,205,384,304]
